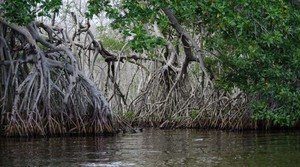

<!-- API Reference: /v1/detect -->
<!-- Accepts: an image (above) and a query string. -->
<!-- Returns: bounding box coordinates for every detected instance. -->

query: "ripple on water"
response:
[80,161,135,167]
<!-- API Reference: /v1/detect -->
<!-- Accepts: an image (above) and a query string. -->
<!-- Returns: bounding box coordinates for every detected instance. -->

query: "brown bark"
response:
[162,8,209,78]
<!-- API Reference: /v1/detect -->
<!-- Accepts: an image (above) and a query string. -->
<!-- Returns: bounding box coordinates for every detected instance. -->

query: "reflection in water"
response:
[0,129,299,167]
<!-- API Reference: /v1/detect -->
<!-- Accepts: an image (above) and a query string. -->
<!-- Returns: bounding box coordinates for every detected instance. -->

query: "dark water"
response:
[0,129,299,167]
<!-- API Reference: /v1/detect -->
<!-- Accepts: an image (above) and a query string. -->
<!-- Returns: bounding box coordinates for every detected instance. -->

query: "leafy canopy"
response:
[200,0,300,126]
[1,0,62,25]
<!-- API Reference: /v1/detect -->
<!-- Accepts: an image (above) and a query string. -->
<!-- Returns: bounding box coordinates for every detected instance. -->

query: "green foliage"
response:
[128,30,166,53]
[201,0,300,126]
[101,35,126,51]
[190,110,198,120]
[87,0,168,53]
[1,0,62,25]
[87,0,300,127]
[96,26,128,51]
[3,0,298,127]
[122,111,136,121]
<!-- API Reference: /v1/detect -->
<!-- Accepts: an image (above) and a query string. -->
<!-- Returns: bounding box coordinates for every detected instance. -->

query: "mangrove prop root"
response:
[0,18,118,137]
[127,68,254,130]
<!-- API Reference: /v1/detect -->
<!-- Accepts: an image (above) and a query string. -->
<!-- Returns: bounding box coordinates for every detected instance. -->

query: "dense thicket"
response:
[86,0,300,127]
[0,0,118,136]
[1,0,299,135]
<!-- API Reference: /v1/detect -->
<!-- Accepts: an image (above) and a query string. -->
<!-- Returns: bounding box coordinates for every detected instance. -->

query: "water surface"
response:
[1,129,299,167]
